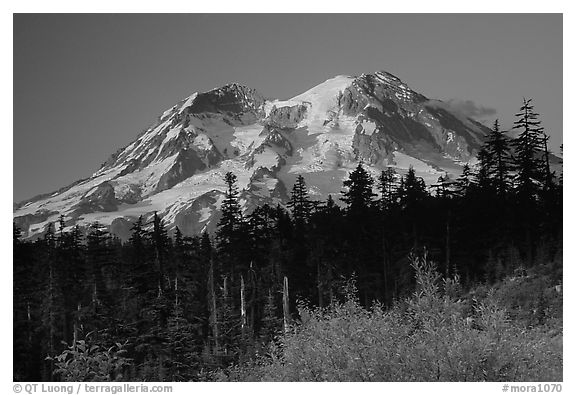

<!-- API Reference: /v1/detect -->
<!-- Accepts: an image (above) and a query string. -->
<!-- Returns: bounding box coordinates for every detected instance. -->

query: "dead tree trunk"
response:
[207,258,219,351]
[240,275,246,336]
[283,276,290,333]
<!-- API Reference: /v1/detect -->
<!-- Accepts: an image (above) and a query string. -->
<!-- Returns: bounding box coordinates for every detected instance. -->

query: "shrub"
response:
[49,334,132,382]
[217,254,562,381]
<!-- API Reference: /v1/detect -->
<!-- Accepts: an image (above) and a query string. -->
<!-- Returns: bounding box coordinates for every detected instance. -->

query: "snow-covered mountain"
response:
[14,71,491,240]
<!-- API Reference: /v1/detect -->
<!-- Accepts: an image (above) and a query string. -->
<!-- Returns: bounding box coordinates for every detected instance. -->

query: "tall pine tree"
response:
[484,119,513,196]
[287,175,313,224]
[341,162,376,214]
[511,98,547,200]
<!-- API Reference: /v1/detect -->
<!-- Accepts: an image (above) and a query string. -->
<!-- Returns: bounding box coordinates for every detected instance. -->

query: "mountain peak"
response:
[14,70,493,240]
[184,83,265,115]
[374,70,402,81]
[289,75,354,107]
[349,70,428,106]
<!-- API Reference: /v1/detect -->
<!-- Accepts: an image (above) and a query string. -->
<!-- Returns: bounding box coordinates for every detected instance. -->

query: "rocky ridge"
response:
[14,71,492,240]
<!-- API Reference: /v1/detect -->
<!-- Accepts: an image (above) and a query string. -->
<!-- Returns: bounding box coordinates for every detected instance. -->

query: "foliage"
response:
[287,175,313,224]
[49,335,132,382]
[218,255,562,382]
[340,162,376,213]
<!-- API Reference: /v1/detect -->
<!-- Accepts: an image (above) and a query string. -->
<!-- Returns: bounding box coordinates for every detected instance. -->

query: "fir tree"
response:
[217,172,243,245]
[398,166,427,209]
[484,119,513,195]
[150,212,169,276]
[378,167,398,210]
[260,289,281,344]
[541,133,555,192]
[129,216,147,258]
[455,164,472,196]
[128,216,152,295]
[287,175,313,224]
[397,166,428,250]
[84,223,111,321]
[431,173,455,199]
[511,98,547,200]
[39,222,63,379]
[474,146,493,193]
[341,162,376,213]
[57,214,66,242]
[216,172,246,279]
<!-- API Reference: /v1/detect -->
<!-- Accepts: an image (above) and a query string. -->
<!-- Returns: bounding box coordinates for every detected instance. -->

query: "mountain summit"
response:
[14,71,491,239]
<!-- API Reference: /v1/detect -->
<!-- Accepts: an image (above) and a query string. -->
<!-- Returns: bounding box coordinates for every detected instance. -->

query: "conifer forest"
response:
[13,99,563,381]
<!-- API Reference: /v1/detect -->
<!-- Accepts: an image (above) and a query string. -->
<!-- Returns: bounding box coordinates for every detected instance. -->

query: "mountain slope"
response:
[14,71,492,239]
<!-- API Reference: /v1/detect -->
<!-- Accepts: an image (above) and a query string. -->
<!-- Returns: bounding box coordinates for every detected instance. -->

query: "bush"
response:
[217,254,562,381]
[49,334,132,382]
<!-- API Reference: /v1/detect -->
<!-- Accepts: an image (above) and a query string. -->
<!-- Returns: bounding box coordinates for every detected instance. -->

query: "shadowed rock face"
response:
[115,159,141,178]
[188,83,265,115]
[423,105,484,155]
[96,86,260,176]
[341,71,427,117]
[260,129,293,155]
[173,190,223,236]
[338,72,488,166]
[73,181,118,215]
[248,167,288,201]
[266,104,308,129]
[13,209,58,234]
[353,130,397,166]
[156,149,207,192]
[155,129,196,161]
[115,184,141,204]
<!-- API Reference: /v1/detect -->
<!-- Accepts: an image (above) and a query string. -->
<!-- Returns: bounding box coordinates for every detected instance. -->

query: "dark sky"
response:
[13,14,562,202]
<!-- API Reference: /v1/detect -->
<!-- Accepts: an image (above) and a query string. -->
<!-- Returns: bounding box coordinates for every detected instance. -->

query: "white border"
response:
[4,3,572,393]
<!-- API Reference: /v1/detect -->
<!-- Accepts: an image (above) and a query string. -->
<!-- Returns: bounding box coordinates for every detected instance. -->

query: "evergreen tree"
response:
[511,98,547,200]
[431,173,455,199]
[213,276,241,361]
[216,172,247,280]
[378,167,398,210]
[44,222,56,250]
[484,119,513,195]
[57,214,66,242]
[474,146,493,193]
[287,175,313,224]
[128,216,152,295]
[39,222,63,379]
[260,289,281,344]
[150,212,169,277]
[397,166,428,250]
[341,162,376,213]
[398,166,427,209]
[217,172,243,245]
[455,164,472,197]
[164,271,200,381]
[200,231,213,263]
[172,227,188,281]
[52,218,85,348]
[14,223,45,380]
[84,223,111,323]
[129,216,147,264]
[541,133,555,192]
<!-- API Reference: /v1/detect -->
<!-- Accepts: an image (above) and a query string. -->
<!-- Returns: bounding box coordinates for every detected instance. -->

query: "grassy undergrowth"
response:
[214,255,563,381]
